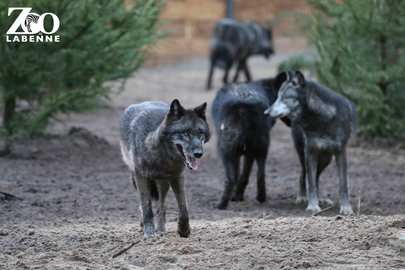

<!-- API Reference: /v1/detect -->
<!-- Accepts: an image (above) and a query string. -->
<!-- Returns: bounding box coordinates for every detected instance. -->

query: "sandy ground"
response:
[0,56,405,269]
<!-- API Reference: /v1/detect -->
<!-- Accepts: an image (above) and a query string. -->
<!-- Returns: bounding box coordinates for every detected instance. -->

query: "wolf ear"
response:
[295,70,306,87]
[274,71,287,92]
[194,102,207,120]
[168,99,185,119]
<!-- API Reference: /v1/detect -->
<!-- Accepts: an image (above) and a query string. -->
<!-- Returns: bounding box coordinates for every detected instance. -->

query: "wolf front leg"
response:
[136,177,155,239]
[170,176,190,238]
[296,166,307,204]
[293,129,307,204]
[233,155,254,201]
[206,60,215,90]
[335,148,354,215]
[305,148,321,213]
[156,181,170,234]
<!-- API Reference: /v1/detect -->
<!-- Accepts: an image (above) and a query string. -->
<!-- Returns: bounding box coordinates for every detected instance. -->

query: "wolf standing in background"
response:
[212,79,283,209]
[120,100,210,238]
[206,18,274,90]
[265,71,356,215]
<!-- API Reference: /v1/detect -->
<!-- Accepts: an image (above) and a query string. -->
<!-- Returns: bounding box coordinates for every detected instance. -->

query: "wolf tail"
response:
[218,100,273,134]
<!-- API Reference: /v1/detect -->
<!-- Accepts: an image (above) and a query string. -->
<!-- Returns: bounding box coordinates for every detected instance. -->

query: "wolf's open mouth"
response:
[176,144,200,171]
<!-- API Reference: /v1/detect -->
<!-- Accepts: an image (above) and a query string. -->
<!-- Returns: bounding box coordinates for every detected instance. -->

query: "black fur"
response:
[267,71,357,214]
[206,19,274,90]
[212,78,283,209]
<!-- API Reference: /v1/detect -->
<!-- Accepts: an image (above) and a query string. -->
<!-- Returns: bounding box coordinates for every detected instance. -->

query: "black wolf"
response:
[212,78,287,209]
[265,71,356,215]
[206,18,274,90]
[120,100,210,238]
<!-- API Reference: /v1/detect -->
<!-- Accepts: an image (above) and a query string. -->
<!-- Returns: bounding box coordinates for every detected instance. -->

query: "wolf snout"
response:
[193,150,203,159]
[265,102,289,118]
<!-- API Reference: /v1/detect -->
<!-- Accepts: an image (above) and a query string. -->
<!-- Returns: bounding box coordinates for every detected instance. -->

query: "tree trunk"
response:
[3,95,16,135]
[378,34,388,96]
[0,96,16,156]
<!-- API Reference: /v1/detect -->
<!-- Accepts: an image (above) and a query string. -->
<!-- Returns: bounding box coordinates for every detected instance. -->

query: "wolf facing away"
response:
[206,18,274,90]
[212,79,286,209]
[120,100,210,238]
[265,71,356,215]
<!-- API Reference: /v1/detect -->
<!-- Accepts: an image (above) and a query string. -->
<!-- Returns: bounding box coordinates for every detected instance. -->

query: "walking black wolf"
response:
[120,100,210,238]
[212,78,286,209]
[206,18,274,90]
[265,71,356,215]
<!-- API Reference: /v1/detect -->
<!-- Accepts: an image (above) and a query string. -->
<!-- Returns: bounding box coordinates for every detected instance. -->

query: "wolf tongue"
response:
[188,156,199,170]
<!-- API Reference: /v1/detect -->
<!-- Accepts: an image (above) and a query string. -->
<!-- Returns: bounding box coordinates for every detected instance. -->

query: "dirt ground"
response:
[1,56,404,270]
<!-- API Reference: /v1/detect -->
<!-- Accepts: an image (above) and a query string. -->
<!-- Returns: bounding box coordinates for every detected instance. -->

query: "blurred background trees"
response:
[0,0,162,151]
[1,0,403,143]
[281,0,405,138]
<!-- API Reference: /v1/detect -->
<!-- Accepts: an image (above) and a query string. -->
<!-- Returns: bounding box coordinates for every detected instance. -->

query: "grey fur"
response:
[265,71,356,215]
[120,100,210,238]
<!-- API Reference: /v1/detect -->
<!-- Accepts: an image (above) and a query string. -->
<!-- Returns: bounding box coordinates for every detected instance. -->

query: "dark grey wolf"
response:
[265,71,356,215]
[120,99,210,238]
[212,78,288,209]
[206,18,274,90]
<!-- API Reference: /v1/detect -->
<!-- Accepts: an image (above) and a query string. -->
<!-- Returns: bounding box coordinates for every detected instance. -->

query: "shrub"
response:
[280,0,405,138]
[0,0,163,139]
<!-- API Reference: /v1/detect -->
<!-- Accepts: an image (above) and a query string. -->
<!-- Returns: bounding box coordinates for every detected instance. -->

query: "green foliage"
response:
[278,55,317,74]
[281,0,405,138]
[0,0,163,137]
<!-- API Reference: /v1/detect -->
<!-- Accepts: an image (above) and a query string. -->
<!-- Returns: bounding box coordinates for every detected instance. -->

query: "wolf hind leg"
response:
[335,148,353,215]
[232,155,254,201]
[222,61,232,85]
[317,153,334,206]
[217,154,240,209]
[242,59,252,82]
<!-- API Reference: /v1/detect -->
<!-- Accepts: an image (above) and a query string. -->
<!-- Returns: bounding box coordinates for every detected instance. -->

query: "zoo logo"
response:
[6,7,60,43]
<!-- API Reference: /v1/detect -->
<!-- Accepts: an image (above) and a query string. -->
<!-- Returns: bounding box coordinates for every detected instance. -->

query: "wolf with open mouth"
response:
[119,99,210,238]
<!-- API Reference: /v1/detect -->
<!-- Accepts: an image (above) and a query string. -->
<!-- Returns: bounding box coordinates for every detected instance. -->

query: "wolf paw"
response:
[143,224,156,239]
[231,193,244,202]
[339,205,354,215]
[178,222,190,238]
[256,193,266,203]
[305,204,321,213]
[216,201,228,210]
